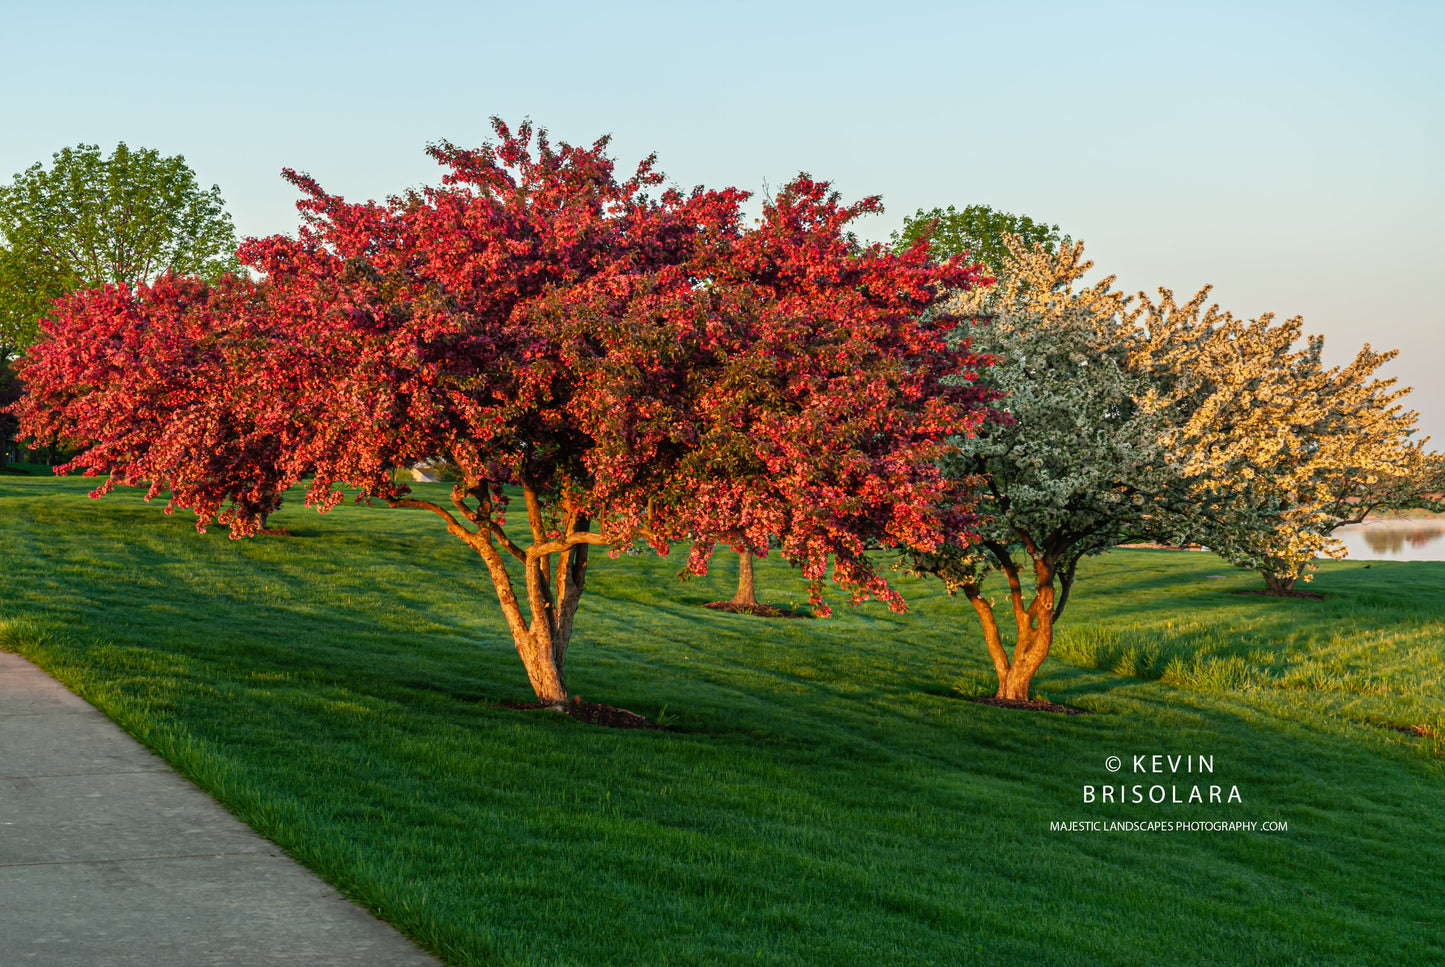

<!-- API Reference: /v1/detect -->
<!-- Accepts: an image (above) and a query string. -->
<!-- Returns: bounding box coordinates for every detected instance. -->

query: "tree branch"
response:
[530,530,615,557]
[963,582,1011,685]
[383,496,480,543]
[1053,554,1080,622]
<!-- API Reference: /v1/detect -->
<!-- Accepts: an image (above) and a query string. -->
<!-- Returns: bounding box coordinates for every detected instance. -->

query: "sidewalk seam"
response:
[1,769,172,779]
[0,711,97,717]
[0,850,274,869]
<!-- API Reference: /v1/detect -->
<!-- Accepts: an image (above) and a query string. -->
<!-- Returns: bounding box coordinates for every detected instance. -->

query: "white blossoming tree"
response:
[1133,291,1438,594]
[913,239,1209,701]
[916,236,1440,700]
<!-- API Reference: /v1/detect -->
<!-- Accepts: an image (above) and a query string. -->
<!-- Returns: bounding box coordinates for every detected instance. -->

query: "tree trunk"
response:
[997,610,1052,700]
[964,546,1057,702]
[730,551,759,607]
[387,482,594,708]
[1261,570,1297,595]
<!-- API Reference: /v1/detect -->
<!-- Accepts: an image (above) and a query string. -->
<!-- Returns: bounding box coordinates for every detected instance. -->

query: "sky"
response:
[3,0,1441,443]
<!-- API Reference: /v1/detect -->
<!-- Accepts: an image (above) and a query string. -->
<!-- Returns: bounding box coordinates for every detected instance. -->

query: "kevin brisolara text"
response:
[1086,783,1241,804]
[1049,820,1288,833]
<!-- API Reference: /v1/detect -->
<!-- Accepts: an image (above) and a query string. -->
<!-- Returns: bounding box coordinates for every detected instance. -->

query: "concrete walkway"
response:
[0,651,443,966]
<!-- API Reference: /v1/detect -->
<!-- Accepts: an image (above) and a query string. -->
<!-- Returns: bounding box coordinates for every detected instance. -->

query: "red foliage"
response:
[15,274,288,531]
[571,176,998,613]
[12,119,995,701]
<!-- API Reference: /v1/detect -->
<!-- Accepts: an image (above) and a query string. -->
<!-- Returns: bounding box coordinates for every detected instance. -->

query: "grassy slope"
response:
[2,475,1442,966]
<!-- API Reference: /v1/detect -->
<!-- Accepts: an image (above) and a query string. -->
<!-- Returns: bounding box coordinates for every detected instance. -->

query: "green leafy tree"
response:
[0,350,19,467]
[892,204,1064,271]
[0,142,239,358]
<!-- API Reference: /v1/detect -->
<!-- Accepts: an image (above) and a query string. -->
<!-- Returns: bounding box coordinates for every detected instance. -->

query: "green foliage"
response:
[891,203,1064,270]
[0,350,19,464]
[0,142,239,355]
[1,476,1443,965]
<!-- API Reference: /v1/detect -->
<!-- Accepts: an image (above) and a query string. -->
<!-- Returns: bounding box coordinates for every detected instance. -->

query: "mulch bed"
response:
[703,601,813,618]
[967,696,1090,715]
[498,699,670,730]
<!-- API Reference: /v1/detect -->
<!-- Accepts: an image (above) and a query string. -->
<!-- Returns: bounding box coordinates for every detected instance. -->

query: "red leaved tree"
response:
[663,176,996,614]
[15,274,290,531]
[16,120,993,708]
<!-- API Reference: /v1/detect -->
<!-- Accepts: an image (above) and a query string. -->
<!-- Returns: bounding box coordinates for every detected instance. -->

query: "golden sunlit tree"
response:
[1132,291,1436,594]
[916,235,1439,702]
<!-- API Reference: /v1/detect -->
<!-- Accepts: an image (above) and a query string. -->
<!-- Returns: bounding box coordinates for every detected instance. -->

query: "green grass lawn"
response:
[3,474,1442,966]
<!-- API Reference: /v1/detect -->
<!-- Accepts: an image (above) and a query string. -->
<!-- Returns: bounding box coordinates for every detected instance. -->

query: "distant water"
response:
[1332,518,1445,562]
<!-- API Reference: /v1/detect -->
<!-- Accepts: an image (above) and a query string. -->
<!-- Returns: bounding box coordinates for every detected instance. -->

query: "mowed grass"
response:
[2,474,1443,966]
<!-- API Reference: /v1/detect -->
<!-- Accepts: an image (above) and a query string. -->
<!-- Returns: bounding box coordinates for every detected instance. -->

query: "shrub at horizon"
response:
[19,119,995,708]
[0,352,19,464]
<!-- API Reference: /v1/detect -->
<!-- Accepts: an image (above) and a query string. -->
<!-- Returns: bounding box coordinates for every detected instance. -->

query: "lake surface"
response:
[1332,518,1445,562]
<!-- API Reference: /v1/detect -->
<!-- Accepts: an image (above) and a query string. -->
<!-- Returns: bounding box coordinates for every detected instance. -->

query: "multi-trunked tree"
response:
[17,120,996,708]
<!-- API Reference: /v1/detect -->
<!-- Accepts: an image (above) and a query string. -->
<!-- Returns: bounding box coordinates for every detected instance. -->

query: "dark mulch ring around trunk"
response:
[1235,588,1326,600]
[968,696,1090,715]
[702,601,813,618]
[498,699,672,730]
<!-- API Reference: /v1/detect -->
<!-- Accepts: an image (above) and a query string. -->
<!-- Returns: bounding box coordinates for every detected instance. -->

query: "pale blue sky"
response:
[3,1,1441,441]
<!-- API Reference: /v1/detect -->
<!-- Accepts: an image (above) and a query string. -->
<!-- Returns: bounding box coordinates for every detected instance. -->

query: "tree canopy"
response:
[13,273,286,523]
[892,204,1065,273]
[1134,288,1437,593]
[17,119,994,707]
[912,231,1440,701]
[0,142,238,357]
[911,237,1205,700]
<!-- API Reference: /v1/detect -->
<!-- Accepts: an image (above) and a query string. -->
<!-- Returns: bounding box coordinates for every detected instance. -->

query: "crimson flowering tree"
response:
[661,177,996,611]
[14,274,289,530]
[16,119,994,709]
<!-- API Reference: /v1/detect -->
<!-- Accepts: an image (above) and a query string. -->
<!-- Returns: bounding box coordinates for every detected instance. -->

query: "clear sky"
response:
[3,1,1441,443]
